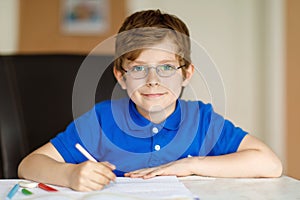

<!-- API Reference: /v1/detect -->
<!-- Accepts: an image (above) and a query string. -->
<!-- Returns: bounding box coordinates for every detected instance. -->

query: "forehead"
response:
[126,38,179,63]
[132,48,178,63]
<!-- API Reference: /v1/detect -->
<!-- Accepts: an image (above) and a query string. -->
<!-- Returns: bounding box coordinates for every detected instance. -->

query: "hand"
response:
[67,161,116,191]
[124,158,194,179]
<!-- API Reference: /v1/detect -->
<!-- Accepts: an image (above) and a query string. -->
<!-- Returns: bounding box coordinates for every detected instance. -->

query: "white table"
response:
[180,175,300,200]
[1,176,299,199]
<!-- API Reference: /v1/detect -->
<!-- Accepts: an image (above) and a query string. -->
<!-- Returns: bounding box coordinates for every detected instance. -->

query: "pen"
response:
[38,183,58,192]
[75,143,97,162]
[6,183,19,200]
[19,180,57,192]
[75,143,116,183]
[21,188,33,195]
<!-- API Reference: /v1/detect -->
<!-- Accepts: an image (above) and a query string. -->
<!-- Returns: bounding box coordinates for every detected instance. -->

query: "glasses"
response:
[121,64,186,79]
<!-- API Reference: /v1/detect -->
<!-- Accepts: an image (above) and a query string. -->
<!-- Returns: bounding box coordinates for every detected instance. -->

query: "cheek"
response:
[125,80,145,97]
[160,75,184,96]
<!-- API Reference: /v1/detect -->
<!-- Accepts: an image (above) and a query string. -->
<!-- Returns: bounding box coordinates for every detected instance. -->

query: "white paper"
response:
[0,176,195,200]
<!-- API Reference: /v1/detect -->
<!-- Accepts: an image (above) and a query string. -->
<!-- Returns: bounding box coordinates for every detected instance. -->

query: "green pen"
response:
[21,188,33,195]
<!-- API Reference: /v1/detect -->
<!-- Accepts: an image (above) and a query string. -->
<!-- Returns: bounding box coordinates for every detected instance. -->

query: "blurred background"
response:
[0,0,299,180]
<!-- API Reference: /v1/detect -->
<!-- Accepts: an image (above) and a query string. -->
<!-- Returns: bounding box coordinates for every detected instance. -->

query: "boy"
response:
[18,9,282,191]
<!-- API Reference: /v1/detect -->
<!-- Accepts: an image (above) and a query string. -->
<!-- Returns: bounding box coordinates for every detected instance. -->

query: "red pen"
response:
[38,183,58,192]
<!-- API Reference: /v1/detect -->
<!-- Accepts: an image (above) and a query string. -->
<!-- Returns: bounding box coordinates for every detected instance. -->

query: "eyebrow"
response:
[131,59,178,65]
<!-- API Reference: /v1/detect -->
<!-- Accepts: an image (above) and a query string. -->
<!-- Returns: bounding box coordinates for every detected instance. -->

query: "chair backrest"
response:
[0,54,117,178]
[0,57,29,178]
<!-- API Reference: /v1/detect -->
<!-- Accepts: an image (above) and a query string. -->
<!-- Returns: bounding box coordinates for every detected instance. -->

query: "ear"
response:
[182,64,194,87]
[113,66,127,90]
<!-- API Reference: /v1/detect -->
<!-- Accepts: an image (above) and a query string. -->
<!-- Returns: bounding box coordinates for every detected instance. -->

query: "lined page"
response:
[99,176,195,199]
[0,177,196,200]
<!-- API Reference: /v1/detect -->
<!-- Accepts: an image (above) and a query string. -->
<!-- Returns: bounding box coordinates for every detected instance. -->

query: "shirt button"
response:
[152,127,159,134]
[154,145,161,151]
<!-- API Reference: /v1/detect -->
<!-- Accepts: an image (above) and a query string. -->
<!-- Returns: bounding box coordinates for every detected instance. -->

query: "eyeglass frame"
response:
[120,64,186,79]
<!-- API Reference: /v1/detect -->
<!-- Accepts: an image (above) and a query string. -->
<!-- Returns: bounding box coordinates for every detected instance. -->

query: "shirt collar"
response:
[128,99,182,131]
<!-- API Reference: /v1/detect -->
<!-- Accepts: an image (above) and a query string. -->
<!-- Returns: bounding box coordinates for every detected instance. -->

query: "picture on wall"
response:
[61,0,110,35]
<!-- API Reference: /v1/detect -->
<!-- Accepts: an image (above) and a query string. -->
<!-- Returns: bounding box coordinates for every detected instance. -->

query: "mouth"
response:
[141,92,166,98]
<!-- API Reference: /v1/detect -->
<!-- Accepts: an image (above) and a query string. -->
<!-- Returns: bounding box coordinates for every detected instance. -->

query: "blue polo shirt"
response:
[51,98,247,176]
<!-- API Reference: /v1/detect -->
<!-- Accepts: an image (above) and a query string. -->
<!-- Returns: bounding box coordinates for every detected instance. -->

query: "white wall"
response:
[127,0,285,161]
[264,0,285,165]
[0,0,19,54]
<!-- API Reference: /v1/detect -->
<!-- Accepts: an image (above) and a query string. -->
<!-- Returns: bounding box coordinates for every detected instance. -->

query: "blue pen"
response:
[6,184,20,200]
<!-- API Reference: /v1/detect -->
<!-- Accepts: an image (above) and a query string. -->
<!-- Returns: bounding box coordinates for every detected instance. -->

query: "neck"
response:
[137,102,176,124]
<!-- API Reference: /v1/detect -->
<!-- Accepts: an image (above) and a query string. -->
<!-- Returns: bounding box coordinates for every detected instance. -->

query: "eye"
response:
[132,65,145,72]
[159,64,175,71]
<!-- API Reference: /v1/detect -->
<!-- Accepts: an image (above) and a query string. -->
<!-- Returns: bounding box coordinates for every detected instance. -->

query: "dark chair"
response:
[0,57,28,178]
[0,54,117,178]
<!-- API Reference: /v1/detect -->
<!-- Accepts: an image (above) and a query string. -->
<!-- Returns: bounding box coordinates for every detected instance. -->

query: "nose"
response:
[146,67,160,87]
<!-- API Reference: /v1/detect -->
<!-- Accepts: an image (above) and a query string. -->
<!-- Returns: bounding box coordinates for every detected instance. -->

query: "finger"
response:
[84,178,107,191]
[125,169,142,175]
[72,178,106,192]
[126,173,145,178]
[94,163,116,181]
[127,169,156,178]
[125,168,154,177]
[102,161,116,170]
[125,171,147,177]
[100,162,117,181]
[85,168,114,189]
[90,173,111,186]
[143,169,165,179]
[74,184,91,192]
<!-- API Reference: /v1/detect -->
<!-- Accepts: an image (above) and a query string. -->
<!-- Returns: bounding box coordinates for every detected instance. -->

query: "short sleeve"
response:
[50,121,90,163]
[198,102,248,156]
[209,119,248,155]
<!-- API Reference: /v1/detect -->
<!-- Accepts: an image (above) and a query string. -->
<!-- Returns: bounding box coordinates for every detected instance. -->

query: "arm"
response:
[125,134,283,178]
[18,142,116,191]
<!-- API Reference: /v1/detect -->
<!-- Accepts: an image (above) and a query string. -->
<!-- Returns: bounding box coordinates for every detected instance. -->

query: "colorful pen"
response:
[21,188,33,195]
[6,183,20,200]
[38,183,58,192]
